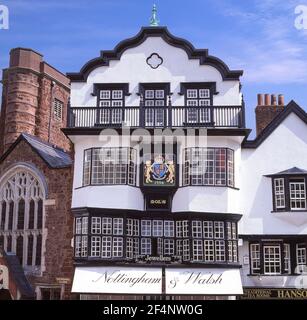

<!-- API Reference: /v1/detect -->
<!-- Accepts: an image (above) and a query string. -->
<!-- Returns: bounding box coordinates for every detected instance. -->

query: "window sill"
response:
[247,274,294,277]
[179,185,240,191]
[75,184,139,190]
[271,210,307,213]
[74,258,241,268]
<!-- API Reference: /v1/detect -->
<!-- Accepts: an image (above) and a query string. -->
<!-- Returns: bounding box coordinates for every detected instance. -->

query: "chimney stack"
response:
[271,94,277,106]
[257,94,263,106]
[278,94,284,106]
[264,94,270,105]
[255,93,285,135]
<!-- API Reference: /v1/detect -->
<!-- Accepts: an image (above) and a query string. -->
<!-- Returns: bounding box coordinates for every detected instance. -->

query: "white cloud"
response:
[209,0,307,84]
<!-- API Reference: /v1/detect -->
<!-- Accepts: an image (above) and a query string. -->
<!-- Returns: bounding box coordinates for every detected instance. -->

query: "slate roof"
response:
[4,252,35,298]
[0,133,72,169]
[266,167,307,177]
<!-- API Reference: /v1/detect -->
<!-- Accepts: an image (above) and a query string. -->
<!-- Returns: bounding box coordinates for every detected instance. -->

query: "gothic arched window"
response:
[0,168,45,275]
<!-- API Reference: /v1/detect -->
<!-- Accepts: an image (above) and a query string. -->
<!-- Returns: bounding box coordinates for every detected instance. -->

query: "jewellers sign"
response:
[72,267,162,294]
[134,255,182,263]
[165,268,243,295]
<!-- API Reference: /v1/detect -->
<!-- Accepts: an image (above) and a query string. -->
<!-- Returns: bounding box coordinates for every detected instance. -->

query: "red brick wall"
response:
[35,77,71,152]
[0,70,8,156]
[255,105,284,135]
[2,70,39,151]
[0,141,75,299]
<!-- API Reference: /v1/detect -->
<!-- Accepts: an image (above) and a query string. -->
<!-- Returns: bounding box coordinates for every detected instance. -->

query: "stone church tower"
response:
[0,48,74,300]
[0,48,71,154]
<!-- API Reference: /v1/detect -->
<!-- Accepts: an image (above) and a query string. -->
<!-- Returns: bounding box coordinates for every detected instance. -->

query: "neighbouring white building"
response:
[63,18,307,300]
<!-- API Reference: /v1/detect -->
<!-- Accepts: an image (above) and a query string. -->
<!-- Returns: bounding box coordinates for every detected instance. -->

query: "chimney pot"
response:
[271,94,277,106]
[278,94,284,106]
[264,94,270,106]
[257,94,264,106]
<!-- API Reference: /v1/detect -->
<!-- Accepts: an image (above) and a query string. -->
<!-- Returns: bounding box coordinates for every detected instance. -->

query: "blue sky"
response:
[1,0,307,136]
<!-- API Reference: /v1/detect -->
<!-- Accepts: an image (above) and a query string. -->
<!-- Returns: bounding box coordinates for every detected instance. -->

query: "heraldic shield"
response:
[143,154,175,186]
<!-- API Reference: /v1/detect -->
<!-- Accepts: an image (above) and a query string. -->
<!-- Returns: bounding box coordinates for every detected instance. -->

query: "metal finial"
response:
[150,4,159,26]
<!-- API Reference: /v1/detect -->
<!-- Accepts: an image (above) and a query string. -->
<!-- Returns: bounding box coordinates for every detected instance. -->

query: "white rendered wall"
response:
[240,112,307,235]
[70,134,243,213]
[70,37,241,107]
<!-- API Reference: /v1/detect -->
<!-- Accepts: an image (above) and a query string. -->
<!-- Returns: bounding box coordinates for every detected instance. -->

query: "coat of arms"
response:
[144,154,175,186]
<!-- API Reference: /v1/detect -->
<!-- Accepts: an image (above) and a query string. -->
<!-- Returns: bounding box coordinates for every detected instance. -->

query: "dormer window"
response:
[268,167,307,212]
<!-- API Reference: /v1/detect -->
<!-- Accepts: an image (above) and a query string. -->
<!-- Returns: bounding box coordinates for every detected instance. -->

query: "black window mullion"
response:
[226,149,229,188]
[189,218,193,261]
[272,178,276,211]
[280,241,285,274]
[126,148,129,186]
[123,215,127,259]
[290,241,297,275]
[248,242,252,275]
[87,215,90,258]
[90,148,93,185]
[260,242,264,274]
[285,176,290,211]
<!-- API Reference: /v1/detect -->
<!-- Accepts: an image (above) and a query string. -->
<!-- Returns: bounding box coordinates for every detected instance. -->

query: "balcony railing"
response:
[68,105,245,128]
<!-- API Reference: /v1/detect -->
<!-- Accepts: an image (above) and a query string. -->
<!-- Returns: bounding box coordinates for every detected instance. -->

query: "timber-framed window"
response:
[74,216,239,265]
[183,148,235,187]
[82,147,137,186]
[249,240,307,275]
[271,176,307,211]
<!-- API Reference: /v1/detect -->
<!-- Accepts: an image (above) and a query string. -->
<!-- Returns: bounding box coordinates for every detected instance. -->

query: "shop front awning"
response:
[72,266,243,295]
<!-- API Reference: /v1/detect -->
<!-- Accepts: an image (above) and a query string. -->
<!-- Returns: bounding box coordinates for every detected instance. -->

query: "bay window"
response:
[83,148,137,186]
[270,172,307,211]
[75,216,239,264]
[183,148,235,187]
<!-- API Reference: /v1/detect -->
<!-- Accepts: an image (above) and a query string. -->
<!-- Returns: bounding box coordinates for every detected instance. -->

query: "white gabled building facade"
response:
[63,25,307,300]
[240,103,307,299]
